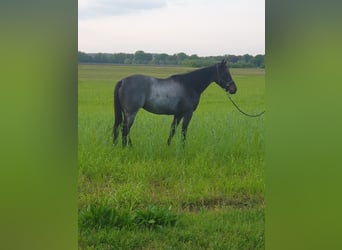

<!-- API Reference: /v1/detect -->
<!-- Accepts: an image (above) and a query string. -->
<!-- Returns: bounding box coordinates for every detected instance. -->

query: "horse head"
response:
[215,59,237,94]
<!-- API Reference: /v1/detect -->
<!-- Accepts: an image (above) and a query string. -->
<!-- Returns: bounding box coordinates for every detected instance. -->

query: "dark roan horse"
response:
[113,59,237,146]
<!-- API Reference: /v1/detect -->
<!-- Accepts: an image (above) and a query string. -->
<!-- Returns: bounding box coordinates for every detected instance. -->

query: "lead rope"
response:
[226,93,265,117]
[216,62,265,117]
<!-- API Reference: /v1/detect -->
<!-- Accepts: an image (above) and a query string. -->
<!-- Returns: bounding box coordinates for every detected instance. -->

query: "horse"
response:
[112,59,237,146]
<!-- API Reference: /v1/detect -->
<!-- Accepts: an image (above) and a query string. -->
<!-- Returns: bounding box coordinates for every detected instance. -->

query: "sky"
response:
[78,0,265,56]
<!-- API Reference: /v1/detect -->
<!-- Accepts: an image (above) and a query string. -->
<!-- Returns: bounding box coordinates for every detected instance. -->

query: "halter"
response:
[216,64,234,87]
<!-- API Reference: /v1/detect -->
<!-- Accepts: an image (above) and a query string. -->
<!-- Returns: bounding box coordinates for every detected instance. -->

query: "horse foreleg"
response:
[181,112,193,145]
[167,115,182,145]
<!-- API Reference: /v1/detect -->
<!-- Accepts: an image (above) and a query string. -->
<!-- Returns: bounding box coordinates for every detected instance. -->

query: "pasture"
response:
[78,64,265,249]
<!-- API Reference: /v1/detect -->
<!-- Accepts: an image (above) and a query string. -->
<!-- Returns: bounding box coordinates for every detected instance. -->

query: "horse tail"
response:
[113,80,123,144]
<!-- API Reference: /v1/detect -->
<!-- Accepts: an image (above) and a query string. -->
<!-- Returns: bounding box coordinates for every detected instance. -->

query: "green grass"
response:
[78,64,265,249]
[79,203,178,230]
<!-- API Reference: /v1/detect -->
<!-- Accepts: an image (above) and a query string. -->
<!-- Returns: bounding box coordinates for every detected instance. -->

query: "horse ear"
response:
[220,59,227,67]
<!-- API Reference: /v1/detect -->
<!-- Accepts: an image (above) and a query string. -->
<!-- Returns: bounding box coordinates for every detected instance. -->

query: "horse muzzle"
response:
[225,82,237,94]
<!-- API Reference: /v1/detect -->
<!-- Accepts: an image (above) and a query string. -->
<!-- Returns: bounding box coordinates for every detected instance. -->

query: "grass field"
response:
[78,64,265,249]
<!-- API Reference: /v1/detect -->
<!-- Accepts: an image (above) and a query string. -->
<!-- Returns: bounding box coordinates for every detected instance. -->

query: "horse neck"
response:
[193,66,216,94]
[176,66,216,94]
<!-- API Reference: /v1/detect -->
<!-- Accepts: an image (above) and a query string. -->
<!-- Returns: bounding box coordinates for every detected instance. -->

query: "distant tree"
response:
[78,51,93,62]
[182,59,200,67]
[251,54,265,68]
[189,54,199,60]
[93,53,109,63]
[176,52,188,63]
[78,51,264,68]
[124,58,132,64]
[168,54,178,65]
[112,53,127,64]
[242,54,253,63]
[227,55,240,64]
[134,50,152,64]
[154,53,169,65]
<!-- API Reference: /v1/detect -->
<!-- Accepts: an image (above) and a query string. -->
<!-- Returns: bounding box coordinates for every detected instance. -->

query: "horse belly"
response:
[143,85,182,114]
[143,96,180,114]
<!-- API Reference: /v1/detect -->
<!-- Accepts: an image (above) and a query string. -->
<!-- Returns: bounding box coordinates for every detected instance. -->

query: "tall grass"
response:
[78,64,265,249]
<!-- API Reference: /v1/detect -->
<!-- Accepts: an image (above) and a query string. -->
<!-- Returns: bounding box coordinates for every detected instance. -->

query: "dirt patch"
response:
[181,195,264,212]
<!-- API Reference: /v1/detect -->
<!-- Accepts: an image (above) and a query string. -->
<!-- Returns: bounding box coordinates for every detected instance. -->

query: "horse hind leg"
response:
[113,80,123,145]
[113,115,122,145]
[122,112,137,147]
[112,124,120,145]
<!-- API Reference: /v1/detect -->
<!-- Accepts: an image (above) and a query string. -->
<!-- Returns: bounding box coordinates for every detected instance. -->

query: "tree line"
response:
[78,50,264,68]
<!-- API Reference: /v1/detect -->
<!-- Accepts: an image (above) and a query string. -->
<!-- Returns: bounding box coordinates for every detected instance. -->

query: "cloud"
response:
[79,0,167,19]
[79,0,265,56]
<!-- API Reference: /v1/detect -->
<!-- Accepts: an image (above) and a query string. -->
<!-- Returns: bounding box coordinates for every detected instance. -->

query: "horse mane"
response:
[170,64,217,83]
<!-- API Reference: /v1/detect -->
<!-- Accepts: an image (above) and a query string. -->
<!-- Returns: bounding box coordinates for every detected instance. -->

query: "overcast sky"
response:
[78,0,264,56]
